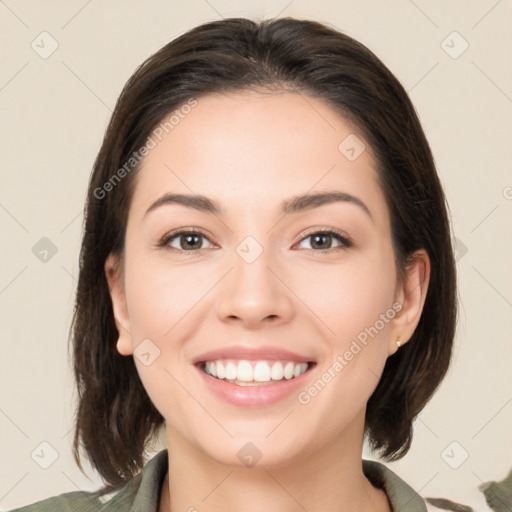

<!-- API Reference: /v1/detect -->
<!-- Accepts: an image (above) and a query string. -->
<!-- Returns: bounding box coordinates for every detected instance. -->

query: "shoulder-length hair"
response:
[71,17,457,490]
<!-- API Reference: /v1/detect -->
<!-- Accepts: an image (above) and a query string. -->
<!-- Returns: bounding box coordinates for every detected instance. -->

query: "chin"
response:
[192,431,313,471]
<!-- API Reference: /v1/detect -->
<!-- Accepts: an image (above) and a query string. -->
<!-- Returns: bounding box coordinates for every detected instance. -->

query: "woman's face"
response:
[106,90,424,468]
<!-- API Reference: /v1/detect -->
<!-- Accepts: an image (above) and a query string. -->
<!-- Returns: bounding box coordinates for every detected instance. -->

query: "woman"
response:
[12,16,456,512]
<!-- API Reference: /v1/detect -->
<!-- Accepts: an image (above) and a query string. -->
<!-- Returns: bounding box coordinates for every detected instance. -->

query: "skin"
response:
[105,90,430,512]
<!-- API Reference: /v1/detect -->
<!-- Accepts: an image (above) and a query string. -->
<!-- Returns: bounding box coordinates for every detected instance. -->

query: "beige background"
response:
[1,0,511,509]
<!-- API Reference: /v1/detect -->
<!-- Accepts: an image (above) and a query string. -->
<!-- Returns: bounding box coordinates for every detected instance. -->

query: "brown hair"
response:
[71,17,457,490]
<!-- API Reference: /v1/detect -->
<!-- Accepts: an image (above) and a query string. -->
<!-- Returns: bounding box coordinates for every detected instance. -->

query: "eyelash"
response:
[158,227,353,255]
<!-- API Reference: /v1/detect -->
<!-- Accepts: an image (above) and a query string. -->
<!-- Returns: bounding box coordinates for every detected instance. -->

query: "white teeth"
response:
[270,361,284,380]
[293,363,308,378]
[253,361,271,382]
[225,361,237,380]
[216,361,226,379]
[203,359,310,384]
[283,362,294,380]
[237,361,253,382]
[206,361,217,377]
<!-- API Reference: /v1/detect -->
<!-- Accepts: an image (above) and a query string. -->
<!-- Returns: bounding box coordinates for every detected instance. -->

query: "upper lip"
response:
[193,345,315,364]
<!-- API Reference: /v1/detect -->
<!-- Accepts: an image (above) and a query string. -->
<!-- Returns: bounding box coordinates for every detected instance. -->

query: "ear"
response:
[105,253,134,356]
[388,249,430,355]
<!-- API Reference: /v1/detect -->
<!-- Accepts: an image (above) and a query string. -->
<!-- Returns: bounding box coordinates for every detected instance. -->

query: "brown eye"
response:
[178,233,204,250]
[310,233,334,250]
[297,230,352,252]
[162,231,214,251]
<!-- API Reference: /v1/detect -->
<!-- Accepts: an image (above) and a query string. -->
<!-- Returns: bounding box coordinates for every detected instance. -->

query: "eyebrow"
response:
[144,191,372,220]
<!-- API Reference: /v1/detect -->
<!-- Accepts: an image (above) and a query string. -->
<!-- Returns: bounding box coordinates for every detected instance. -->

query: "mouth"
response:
[192,346,317,406]
[197,359,317,386]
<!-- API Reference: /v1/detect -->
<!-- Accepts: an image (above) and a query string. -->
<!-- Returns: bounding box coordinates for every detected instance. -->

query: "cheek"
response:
[122,252,217,418]
[291,252,397,412]
[124,253,214,342]
[294,252,398,347]
[123,271,198,425]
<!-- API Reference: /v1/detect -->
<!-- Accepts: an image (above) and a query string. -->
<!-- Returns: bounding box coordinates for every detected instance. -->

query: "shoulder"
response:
[8,488,127,512]
[363,459,427,512]
[8,450,169,512]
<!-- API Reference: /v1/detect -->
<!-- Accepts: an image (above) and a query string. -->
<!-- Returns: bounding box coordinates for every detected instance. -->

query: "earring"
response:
[396,340,401,348]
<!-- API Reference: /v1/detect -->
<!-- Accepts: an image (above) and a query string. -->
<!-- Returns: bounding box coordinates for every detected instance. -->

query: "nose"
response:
[216,244,295,329]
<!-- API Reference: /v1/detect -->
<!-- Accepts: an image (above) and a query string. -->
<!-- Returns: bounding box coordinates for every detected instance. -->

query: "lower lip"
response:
[195,364,315,407]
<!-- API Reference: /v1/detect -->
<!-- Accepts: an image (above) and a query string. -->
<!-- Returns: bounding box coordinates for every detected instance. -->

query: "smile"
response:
[195,358,316,407]
[202,359,312,386]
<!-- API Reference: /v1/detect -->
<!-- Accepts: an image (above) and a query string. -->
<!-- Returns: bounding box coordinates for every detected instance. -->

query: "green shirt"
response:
[10,450,427,511]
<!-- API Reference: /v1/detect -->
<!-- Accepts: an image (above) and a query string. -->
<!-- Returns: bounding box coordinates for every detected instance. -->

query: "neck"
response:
[161,412,391,512]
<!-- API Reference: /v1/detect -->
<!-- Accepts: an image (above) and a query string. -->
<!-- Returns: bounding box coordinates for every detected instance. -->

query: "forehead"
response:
[130,91,387,220]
